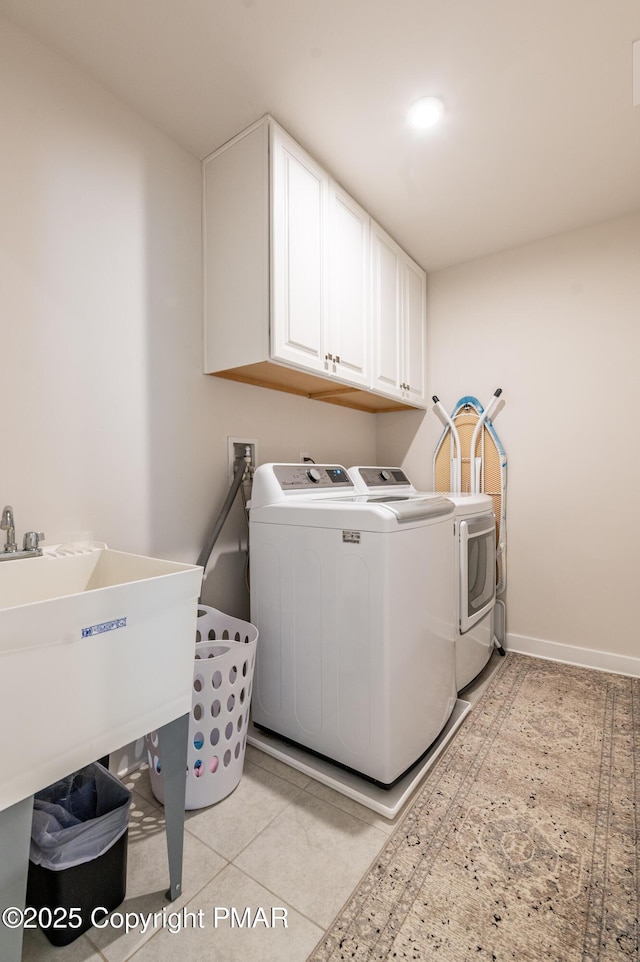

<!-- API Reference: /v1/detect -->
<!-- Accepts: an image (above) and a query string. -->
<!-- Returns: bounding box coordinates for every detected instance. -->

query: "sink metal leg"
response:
[157,713,188,901]
[0,795,33,962]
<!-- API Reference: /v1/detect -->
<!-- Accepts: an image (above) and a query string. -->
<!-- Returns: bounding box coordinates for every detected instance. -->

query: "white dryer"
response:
[249,463,457,786]
[349,467,497,691]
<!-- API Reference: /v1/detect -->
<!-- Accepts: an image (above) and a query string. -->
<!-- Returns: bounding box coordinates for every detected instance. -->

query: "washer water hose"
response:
[196,450,253,596]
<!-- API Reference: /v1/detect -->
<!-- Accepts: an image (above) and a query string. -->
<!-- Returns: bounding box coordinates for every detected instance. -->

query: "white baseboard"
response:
[506,632,640,678]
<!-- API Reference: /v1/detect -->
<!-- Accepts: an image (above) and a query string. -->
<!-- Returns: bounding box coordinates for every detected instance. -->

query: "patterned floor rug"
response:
[307,653,639,961]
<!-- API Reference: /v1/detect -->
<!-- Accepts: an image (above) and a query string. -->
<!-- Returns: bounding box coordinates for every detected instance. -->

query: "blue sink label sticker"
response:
[82,618,127,638]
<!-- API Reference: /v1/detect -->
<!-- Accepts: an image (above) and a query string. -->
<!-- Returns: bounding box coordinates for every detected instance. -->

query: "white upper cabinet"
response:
[203,115,425,412]
[270,124,369,387]
[203,119,270,373]
[327,184,369,388]
[402,256,427,406]
[270,125,328,374]
[371,222,402,399]
[370,221,426,407]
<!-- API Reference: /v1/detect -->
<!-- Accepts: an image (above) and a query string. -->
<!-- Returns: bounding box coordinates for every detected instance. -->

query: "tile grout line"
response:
[109,755,412,954]
[226,781,309,861]
[298,780,403,833]
[227,784,389,933]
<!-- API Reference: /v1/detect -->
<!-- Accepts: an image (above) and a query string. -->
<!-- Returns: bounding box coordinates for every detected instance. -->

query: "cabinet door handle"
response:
[326,353,334,362]
[335,355,341,364]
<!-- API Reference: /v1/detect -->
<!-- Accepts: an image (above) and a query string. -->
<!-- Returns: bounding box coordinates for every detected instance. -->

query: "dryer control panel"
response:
[352,467,410,488]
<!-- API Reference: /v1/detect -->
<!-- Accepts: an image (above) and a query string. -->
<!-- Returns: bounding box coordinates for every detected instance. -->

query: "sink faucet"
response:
[1,505,45,561]
[1,505,17,552]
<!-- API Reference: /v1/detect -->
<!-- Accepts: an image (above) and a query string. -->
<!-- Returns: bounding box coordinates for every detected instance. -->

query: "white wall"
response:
[378,212,640,671]
[3,13,638,700]
[0,16,377,627]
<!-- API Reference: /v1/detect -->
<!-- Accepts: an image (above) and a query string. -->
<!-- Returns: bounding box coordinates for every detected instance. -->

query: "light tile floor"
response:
[21,654,503,962]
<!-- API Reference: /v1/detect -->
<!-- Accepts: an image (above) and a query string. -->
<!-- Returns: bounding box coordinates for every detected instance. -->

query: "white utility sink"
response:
[0,543,202,812]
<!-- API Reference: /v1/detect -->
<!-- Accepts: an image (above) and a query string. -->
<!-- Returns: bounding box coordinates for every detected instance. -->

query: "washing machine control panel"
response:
[273,464,354,490]
[356,467,409,488]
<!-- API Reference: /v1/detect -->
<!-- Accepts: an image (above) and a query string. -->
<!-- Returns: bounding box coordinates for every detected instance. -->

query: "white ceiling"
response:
[2,0,640,270]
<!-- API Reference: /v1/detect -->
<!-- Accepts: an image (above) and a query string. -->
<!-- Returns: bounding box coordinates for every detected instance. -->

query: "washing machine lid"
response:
[332,494,453,523]
[250,495,453,530]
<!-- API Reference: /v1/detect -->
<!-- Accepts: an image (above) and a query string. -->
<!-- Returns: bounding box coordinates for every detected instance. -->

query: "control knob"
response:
[307,468,322,483]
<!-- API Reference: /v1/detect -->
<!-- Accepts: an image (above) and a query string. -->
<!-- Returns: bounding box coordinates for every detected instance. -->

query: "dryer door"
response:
[460,515,496,633]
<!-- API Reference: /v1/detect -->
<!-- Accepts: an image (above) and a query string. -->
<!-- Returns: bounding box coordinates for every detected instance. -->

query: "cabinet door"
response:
[402,257,427,407]
[270,125,328,373]
[370,223,402,399]
[328,185,370,387]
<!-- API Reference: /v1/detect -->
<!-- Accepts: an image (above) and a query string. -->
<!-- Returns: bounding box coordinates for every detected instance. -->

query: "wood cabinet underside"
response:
[210,362,415,413]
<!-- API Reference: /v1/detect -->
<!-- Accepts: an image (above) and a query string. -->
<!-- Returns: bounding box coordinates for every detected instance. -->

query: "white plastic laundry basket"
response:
[146,606,258,810]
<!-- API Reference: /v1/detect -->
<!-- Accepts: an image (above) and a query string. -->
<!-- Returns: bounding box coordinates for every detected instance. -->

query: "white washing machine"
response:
[249,463,457,786]
[349,467,497,691]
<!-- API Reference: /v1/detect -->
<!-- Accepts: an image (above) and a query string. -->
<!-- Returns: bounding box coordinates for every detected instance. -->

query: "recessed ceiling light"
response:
[407,96,445,129]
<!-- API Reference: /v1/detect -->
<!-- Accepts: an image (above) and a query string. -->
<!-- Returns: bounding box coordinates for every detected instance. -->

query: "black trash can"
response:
[26,762,131,946]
